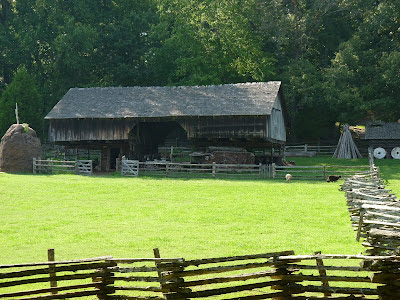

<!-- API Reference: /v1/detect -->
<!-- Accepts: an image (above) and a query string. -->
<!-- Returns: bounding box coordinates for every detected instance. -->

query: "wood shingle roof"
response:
[45,82,282,119]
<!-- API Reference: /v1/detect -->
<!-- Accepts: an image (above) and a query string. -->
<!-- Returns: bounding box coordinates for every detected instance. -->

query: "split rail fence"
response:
[33,159,93,175]
[340,148,400,256]
[120,160,370,181]
[2,248,400,299]
[285,144,337,156]
[272,164,371,181]
[342,170,400,256]
[121,160,271,179]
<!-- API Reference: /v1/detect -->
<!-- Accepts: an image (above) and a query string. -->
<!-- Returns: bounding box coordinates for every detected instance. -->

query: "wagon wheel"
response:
[373,147,386,159]
[391,147,400,159]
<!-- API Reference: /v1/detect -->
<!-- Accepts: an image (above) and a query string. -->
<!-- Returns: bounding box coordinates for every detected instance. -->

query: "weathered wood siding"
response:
[180,116,267,140]
[49,119,137,142]
[269,95,286,142]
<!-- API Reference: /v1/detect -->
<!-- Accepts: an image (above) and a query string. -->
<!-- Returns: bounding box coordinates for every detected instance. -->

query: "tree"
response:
[0,66,43,137]
[150,0,275,86]
[325,0,400,123]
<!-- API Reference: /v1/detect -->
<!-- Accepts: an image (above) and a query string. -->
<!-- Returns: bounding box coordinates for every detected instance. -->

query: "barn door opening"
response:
[128,121,189,160]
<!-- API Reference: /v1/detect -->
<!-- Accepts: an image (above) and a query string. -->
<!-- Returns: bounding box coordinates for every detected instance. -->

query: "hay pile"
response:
[0,124,42,173]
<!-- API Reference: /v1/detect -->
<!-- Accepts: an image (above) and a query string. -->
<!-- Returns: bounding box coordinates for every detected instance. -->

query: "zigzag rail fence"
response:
[2,248,400,299]
[341,149,400,256]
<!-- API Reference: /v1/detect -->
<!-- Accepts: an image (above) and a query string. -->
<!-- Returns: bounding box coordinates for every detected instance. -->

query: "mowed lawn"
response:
[0,171,368,265]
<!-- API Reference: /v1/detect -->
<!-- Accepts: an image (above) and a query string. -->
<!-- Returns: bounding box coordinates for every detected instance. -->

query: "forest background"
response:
[0,0,399,141]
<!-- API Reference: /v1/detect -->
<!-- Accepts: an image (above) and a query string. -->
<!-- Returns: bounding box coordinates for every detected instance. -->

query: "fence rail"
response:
[132,161,270,179]
[272,164,371,181]
[2,249,400,299]
[285,144,337,155]
[33,159,93,175]
[285,144,369,156]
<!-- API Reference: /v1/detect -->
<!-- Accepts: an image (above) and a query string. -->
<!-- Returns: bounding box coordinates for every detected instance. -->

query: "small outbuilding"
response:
[45,82,287,170]
[365,121,400,159]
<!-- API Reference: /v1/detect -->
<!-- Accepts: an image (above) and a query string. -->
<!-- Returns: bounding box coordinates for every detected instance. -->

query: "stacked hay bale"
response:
[0,124,42,173]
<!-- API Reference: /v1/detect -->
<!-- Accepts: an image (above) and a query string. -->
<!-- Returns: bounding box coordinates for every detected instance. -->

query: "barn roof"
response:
[45,82,282,119]
[365,121,400,140]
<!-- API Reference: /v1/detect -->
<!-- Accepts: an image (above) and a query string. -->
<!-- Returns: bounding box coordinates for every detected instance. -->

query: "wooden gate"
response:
[76,160,93,175]
[121,159,139,177]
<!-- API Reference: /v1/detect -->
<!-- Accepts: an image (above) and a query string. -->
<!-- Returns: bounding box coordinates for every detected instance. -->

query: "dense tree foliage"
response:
[0,0,398,141]
[0,66,43,136]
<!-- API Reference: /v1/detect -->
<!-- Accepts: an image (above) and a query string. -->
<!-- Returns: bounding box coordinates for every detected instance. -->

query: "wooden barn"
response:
[45,82,287,170]
[365,121,400,159]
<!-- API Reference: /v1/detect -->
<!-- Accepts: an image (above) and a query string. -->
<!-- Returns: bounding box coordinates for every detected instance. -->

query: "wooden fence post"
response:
[314,251,331,297]
[272,163,276,179]
[369,258,400,299]
[48,248,57,294]
[33,158,36,174]
[356,209,365,242]
[93,259,116,299]
[323,165,326,181]
[270,251,298,299]
[154,248,188,300]
[212,162,216,178]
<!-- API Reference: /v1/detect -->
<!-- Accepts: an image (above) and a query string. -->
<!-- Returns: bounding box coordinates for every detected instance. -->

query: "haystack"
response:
[0,124,42,173]
[333,124,362,159]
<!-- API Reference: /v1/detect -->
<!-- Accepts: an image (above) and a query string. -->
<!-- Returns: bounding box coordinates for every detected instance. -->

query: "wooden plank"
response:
[363,220,400,228]
[0,272,99,288]
[0,282,99,298]
[362,204,400,211]
[111,275,161,283]
[113,285,163,292]
[297,284,379,295]
[109,258,184,264]
[0,261,112,280]
[109,295,164,300]
[164,270,280,288]
[274,273,372,283]
[0,256,112,269]
[288,264,364,272]
[8,289,101,300]
[162,261,280,279]
[275,254,400,260]
[165,280,280,299]
[183,250,294,266]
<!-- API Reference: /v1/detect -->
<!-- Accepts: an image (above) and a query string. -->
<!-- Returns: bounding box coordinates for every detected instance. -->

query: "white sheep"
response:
[285,173,292,183]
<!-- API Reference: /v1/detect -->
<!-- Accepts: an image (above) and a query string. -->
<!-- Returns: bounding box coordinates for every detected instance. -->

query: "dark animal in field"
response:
[327,175,341,182]
[282,158,295,166]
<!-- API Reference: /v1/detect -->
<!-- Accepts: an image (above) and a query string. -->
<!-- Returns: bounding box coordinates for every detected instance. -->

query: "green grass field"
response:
[0,157,399,265]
